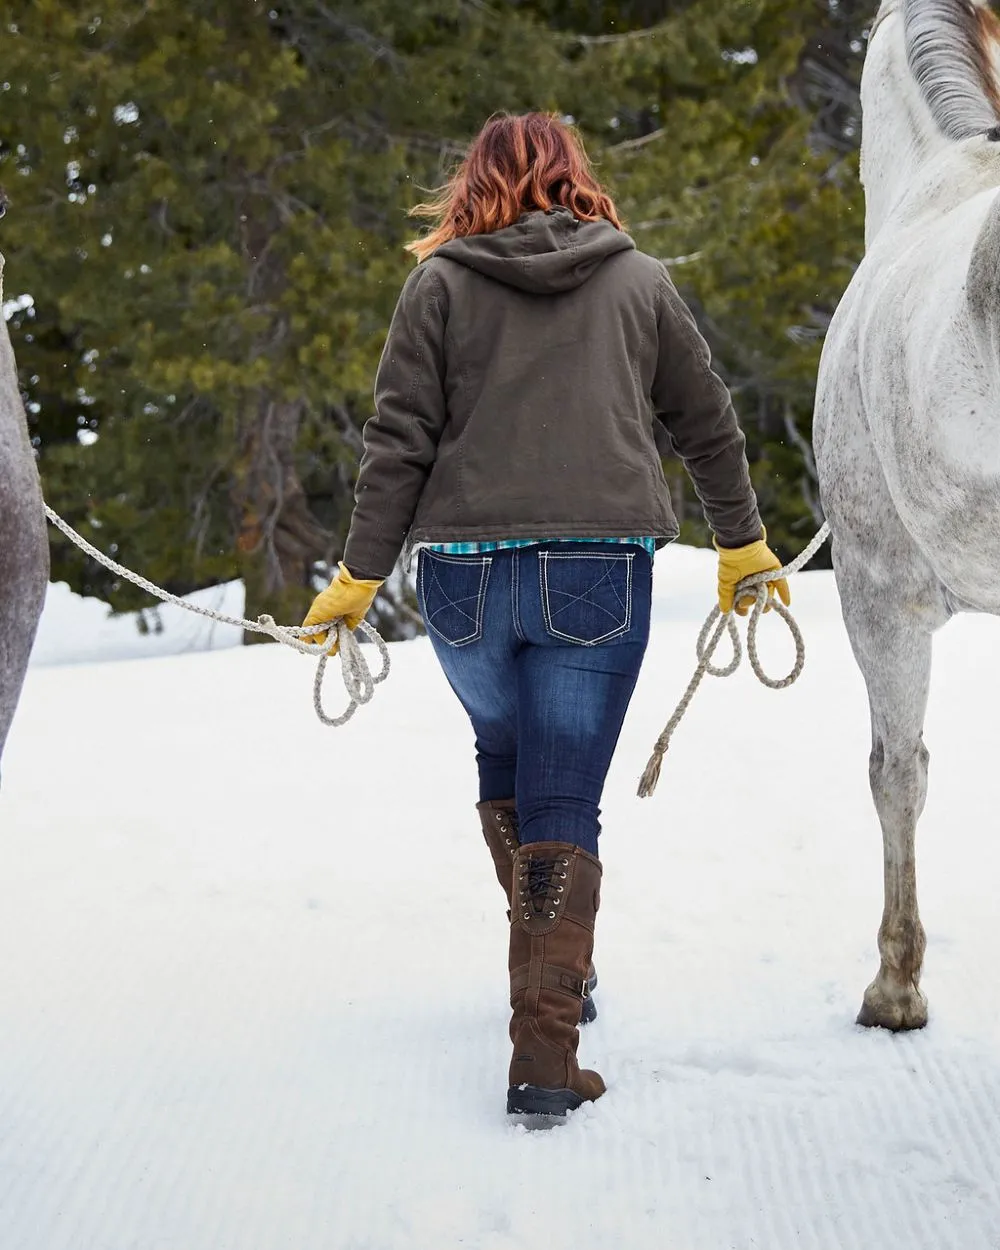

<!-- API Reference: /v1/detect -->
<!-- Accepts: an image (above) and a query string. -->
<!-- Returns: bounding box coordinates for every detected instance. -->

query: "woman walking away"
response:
[302,113,788,1125]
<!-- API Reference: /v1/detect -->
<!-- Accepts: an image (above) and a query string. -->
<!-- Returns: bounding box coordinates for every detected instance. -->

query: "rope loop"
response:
[312,621,390,727]
[638,522,830,798]
[44,504,390,727]
[698,611,741,679]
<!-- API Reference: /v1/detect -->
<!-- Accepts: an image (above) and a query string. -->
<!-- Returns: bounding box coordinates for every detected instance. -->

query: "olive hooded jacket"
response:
[343,208,761,579]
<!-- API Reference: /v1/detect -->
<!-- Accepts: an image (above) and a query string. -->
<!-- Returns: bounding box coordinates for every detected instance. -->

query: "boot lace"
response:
[518,854,569,920]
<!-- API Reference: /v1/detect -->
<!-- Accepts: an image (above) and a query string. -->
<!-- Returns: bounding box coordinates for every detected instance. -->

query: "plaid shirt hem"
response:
[422,536,656,558]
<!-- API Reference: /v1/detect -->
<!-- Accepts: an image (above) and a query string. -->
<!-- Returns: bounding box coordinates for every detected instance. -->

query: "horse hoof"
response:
[856,980,928,1031]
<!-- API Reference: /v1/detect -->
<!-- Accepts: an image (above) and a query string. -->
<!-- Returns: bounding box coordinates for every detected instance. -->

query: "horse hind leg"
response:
[0,559,46,780]
[836,554,945,1031]
[0,265,48,780]
[0,490,48,777]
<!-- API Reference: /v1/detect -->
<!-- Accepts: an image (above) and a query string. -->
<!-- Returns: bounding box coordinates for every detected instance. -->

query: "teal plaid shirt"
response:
[425,536,656,557]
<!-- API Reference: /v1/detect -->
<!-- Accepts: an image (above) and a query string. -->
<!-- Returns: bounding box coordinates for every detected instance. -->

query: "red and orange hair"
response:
[407,112,624,262]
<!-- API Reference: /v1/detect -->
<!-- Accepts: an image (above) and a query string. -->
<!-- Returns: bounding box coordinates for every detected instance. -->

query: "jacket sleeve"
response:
[651,265,762,548]
[343,264,449,579]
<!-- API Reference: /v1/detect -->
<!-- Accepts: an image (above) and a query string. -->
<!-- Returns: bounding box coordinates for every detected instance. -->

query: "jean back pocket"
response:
[418,550,492,647]
[539,551,633,646]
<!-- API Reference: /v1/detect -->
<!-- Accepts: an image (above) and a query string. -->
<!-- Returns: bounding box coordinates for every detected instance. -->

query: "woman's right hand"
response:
[301,563,383,652]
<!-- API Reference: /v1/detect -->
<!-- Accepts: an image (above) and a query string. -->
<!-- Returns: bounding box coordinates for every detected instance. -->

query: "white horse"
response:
[0,252,48,782]
[814,0,1000,1029]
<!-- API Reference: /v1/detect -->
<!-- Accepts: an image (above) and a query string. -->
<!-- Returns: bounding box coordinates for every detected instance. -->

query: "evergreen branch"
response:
[782,402,818,484]
[662,251,704,267]
[191,459,232,560]
[609,127,666,153]
[153,199,175,237]
[328,402,364,457]
[629,217,682,233]
[318,115,467,161]
[569,25,667,48]
[308,3,404,69]
[783,403,824,527]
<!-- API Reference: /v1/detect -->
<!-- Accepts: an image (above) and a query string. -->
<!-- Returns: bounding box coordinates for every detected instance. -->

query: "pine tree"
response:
[1,0,580,636]
[2,0,869,635]
[537,0,867,558]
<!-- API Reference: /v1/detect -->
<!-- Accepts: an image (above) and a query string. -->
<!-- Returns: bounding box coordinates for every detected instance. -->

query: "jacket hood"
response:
[433,208,635,294]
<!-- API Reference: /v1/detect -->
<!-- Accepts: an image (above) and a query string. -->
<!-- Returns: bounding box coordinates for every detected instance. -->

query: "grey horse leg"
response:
[0,546,46,779]
[835,552,942,1030]
[0,255,49,780]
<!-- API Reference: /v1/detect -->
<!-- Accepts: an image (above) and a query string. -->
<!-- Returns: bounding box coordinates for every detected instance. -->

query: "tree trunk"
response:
[234,393,332,643]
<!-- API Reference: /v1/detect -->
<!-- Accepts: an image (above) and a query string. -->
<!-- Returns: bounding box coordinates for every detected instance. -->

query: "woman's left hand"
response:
[301,563,383,652]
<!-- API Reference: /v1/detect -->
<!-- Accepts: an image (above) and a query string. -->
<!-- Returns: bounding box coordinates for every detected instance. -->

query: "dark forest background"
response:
[0,0,872,639]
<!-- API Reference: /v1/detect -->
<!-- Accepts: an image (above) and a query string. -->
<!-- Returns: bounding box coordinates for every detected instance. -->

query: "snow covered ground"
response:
[3,546,1000,1250]
[30,578,245,666]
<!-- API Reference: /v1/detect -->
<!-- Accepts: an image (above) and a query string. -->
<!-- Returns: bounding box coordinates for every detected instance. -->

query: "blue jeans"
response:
[416,543,652,856]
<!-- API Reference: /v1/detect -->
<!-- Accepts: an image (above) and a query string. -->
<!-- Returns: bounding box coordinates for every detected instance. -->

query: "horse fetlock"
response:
[877,915,927,983]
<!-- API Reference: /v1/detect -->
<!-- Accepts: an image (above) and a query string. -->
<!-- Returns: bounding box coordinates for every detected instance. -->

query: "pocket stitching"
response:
[546,565,628,626]
[539,552,634,646]
[420,551,492,647]
[511,550,526,642]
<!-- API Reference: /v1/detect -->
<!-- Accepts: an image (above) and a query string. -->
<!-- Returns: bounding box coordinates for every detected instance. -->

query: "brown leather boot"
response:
[506,842,606,1122]
[477,800,598,1024]
[476,798,519,910]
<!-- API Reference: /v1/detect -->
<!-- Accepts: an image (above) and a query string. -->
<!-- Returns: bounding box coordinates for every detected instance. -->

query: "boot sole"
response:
[506,1084,585,1124]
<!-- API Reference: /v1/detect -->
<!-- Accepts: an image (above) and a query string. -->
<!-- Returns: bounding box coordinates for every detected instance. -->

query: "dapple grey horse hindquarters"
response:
[814,0,1000,1030]
[0,252,48,782]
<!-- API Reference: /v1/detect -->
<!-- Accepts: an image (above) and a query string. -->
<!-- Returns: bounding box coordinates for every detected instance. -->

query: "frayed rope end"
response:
[637,751,665,799]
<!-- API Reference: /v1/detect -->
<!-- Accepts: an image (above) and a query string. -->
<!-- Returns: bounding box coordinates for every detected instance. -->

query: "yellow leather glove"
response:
[715,530,790,617]
[301,562,383,653]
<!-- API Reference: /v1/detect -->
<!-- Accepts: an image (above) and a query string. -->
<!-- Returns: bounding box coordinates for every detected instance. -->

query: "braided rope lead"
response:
[637,522,832,798]
[44,505,390,727]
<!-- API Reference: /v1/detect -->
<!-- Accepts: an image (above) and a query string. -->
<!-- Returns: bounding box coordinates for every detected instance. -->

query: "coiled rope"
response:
[638,523,831,797]
[44,505,389,727]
